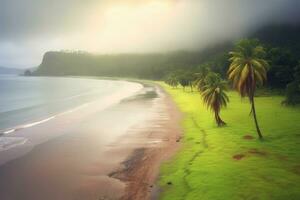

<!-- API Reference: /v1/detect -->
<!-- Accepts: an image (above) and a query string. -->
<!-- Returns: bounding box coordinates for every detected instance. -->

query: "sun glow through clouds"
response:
[76,1,176,53]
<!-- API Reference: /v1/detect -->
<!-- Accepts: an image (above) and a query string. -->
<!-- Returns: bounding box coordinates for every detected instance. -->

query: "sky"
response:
[0,0,300,68]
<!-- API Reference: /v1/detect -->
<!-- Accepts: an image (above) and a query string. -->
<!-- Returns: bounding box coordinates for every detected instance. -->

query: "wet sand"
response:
[0,82,181,200]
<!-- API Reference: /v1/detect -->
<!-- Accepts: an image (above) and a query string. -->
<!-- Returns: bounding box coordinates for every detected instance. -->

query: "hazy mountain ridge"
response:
[34,24,300,80]
[34,42,232,79]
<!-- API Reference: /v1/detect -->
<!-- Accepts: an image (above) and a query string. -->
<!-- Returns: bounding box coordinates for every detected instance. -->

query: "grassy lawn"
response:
[158,83,300,200]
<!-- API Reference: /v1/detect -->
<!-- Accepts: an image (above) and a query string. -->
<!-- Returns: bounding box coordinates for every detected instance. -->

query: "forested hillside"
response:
[34,24,300,88]
[34,43,231,80]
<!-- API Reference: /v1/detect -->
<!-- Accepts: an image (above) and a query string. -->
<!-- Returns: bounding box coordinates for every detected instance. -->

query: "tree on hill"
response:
[282,62,300,105]
[228,39,269,139]
[266,47,297,88]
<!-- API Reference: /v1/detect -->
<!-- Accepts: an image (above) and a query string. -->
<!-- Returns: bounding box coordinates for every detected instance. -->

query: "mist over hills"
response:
[34,24,300,81]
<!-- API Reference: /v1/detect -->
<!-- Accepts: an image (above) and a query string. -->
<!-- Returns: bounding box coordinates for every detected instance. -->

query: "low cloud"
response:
[0,0,299,68]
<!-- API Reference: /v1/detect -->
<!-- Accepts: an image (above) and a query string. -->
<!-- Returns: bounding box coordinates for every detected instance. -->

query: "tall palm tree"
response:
[228,39,269,139]
[201,73,229,126]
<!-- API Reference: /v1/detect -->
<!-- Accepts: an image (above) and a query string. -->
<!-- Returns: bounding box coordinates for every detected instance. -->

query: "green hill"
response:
[34,24,300,85]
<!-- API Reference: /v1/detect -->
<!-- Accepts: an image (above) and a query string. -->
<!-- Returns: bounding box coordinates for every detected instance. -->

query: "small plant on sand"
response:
[228,39,269,139]
[201,72,229,126]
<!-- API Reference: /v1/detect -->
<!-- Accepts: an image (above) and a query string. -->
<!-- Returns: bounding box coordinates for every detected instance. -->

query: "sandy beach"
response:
[0,82,181,200]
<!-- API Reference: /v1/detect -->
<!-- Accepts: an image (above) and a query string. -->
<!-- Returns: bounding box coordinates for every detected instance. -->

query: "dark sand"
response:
[0,83,181,200]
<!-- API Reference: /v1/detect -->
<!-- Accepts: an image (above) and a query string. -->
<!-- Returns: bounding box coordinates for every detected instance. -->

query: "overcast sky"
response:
[0,0,300,68]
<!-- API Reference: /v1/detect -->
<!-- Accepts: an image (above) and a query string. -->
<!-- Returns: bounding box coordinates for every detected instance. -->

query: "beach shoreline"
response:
[111,83,182,200]
[0,80,182,200]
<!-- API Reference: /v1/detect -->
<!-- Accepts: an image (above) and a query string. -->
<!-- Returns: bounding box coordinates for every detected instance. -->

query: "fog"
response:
[0,0,299,68]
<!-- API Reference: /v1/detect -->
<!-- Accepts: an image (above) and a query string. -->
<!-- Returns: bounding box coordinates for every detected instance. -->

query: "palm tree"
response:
[194,65,211,92]
[165,74,179,88]
[227,39,269,139]
[178,73,190,91]
[201,73,229,126]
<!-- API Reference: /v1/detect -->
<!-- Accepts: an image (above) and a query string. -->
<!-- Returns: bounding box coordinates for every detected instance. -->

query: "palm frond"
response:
[228,39,269,98]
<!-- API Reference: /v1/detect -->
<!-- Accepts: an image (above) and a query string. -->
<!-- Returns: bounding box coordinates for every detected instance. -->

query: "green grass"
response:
[158,83,300,200]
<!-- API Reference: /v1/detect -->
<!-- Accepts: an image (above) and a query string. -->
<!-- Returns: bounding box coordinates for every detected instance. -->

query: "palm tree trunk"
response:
[215,112,226,126]
[218,115,226,126]
[214,113,220,125]
[251,96,263,139]
[217,114,226,126]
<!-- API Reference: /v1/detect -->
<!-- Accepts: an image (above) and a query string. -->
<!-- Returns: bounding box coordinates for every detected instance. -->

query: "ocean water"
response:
[0,75,169,199]
[0,75,140,133]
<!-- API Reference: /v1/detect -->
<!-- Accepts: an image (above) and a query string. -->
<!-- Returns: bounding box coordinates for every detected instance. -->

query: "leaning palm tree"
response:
[201,73,229,126]
[228,39,269,139]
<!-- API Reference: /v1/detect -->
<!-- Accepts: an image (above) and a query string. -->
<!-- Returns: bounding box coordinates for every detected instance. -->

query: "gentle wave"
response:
[0,103,90,136]
[0,103,44,115]
[0,79,143,137]
[0,137,28,151]
[0,91,92,115]
[1,116,56,135]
